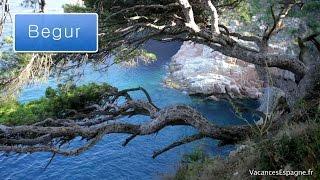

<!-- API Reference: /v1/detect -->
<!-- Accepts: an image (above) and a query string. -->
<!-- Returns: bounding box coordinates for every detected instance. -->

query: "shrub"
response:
[258,125,320,178]
[0,83,115,125]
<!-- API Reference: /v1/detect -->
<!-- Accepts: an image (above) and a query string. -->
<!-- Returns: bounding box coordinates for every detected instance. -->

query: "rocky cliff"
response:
[164,41,263,99]
[164,16,308,101]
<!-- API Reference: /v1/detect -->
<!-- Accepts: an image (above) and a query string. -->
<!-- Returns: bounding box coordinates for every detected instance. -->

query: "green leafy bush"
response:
[182,148,207,164]
[0,83,115,125]
[174,149,213,180]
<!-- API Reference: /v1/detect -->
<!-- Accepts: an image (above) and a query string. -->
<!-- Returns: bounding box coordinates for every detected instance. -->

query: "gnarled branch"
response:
[0,86,253,158]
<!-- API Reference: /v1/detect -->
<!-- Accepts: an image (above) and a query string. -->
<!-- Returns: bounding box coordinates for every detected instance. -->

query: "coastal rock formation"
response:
[164,41,264,99]
[164,17,307,100]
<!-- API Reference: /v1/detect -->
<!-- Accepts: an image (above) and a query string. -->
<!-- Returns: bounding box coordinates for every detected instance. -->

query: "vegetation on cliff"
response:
[174,95,320,179]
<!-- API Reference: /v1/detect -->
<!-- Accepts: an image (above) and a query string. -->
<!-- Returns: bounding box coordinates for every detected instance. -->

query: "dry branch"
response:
[0,87,253,158]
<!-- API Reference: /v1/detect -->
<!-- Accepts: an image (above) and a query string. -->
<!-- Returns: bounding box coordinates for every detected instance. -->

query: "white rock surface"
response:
[164,41,264,99]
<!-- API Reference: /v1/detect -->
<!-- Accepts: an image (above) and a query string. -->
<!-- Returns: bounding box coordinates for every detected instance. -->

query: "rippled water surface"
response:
[1,1,257,180]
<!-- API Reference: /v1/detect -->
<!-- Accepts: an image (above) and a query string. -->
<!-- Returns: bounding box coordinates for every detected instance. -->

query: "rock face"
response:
[164,16,309,100]
[164,41,263,99]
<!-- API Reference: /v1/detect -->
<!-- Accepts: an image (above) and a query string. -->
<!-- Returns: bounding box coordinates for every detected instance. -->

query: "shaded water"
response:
[1,1,258,180]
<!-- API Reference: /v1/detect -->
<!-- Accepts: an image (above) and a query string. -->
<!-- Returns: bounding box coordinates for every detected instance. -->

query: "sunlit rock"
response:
[165,41,263,99]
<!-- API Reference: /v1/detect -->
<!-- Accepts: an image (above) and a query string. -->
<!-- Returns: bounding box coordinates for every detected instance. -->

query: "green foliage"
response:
[294,96,320,124]
[0,101,39,125]
[114,48,157,65]
[142,51,157,61]
[258,126,320,178]
[236,1,253,23]
[224,0,275,24]
[44,83,114,114]
[0,53,33,88]
[63,4,89,13]
[82,0,97,8]
[288,28,299,35]
[182,148,207,164]
[303,1,320,11]
[308,19,320,33]
[0,83,115,125]
[3,36,13,44]
[295,98,308,109]
[174,93,320,179]
[289,0,320,32]
[0,52,31,66]
[175,149,212,180]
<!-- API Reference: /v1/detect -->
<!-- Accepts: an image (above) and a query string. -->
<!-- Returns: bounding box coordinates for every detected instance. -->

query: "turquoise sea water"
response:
[1,2,258,179]
[1,40,257,180]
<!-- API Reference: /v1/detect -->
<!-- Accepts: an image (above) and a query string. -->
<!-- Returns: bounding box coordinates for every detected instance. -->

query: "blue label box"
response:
[14,13,98,52]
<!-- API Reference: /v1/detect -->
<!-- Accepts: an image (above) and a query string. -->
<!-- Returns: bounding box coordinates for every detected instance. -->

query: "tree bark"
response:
[203,0,220,35]
[178,0,201,32]
[0,87,253,157]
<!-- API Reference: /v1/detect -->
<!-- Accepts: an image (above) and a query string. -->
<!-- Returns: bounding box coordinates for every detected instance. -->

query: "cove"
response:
[1,40,258,179]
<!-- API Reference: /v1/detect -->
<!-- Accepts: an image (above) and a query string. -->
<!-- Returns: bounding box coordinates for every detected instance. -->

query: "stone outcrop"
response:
[164,41,263,99]
[164,16,309,100]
